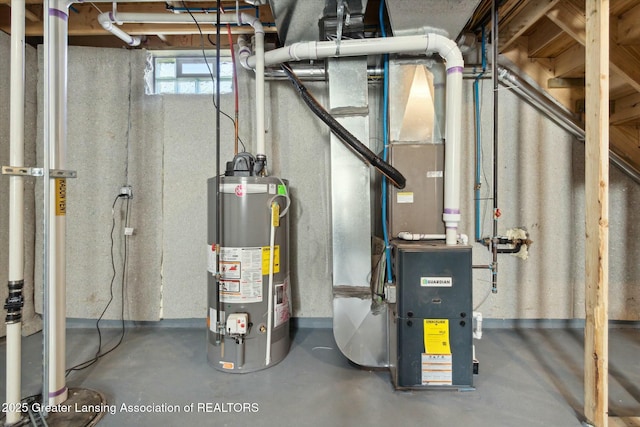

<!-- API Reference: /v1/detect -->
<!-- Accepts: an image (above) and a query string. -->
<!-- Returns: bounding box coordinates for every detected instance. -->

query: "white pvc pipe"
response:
[473,311,483,340]
[97,12,142,46]
[43,0,68,407]
[442,64,463,245]
[6,1,26,423]
[265,203,277,366]
[98,12,266,157]
[242,34,464,245]
[397,232,469,245]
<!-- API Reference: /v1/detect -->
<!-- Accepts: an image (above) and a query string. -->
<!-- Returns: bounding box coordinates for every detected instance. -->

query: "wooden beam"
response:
[499,0,560,52]
[553,42,585,78]
[617,3,640,45]
[610,416,640,427]
[545,1,586,43]
[611,93,640,125]
[548,77,585,88]
[610,125,640,172]
[0,2,276,36]
[527,16,565,57]
[546,1,640,93]
[24,6,40,22]
[584,1,609,427]
[502,37,576,111]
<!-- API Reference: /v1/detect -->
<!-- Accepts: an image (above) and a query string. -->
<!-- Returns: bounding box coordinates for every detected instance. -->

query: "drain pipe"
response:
[98,11,266,161]
[242,34,464,245]
[97,12,142,47]
[43,0,70,407]
[5,0,26,424]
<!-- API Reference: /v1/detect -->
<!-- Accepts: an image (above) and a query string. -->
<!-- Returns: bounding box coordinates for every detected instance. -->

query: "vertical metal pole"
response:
[491,0,499,293]
[43,0,69,408]
[5,0,26,424]
[214,0,222,343]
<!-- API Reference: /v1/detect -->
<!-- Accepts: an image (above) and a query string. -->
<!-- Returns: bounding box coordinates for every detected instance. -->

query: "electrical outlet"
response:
[120,185,133,198]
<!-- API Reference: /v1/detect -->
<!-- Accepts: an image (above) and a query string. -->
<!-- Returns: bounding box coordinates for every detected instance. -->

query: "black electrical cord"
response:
[181,0,247,153]
[65,194,130,376]
[280,63,406,189]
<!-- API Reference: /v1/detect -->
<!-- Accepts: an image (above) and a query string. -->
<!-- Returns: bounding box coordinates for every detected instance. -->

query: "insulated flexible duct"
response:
[280,63,406,189]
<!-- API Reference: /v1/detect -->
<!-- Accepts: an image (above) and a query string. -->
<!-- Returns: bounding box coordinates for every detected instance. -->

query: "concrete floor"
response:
[2,326,640,427]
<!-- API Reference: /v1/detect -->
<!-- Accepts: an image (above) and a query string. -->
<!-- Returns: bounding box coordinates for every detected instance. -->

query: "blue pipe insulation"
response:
[474,27,487,243]
[379,0,393,284]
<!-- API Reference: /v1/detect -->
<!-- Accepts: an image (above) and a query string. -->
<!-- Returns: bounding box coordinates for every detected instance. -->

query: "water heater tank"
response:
[207,176,291,372]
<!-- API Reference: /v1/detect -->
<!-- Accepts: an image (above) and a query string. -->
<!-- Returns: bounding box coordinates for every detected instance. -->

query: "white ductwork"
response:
[97,11,267,158]
[241,34,464,244]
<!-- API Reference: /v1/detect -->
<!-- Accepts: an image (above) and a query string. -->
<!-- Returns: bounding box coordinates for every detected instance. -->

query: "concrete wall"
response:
[7,44,639,327]
[461,79,640,320]
[0,32,40,337]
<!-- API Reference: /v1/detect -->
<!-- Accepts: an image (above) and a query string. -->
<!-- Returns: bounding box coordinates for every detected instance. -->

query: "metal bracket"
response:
[2,166,77,178]
[49,169,77,178]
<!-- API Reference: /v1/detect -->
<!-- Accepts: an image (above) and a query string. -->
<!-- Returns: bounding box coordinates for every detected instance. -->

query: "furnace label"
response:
[421,354,453,386]
[423,319,451,354]
[421,277,452,287]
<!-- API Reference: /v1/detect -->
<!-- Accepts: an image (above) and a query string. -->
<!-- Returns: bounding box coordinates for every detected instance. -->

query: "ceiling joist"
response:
[498,0,560,52]
[0,2,276,38]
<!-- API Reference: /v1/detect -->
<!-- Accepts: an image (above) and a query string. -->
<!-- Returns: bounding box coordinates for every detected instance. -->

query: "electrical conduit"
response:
[379,0,392,284]
[473,27,486,243]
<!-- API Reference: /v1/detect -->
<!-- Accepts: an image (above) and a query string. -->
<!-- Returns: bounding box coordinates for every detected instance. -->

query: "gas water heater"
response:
[207,155,291,372]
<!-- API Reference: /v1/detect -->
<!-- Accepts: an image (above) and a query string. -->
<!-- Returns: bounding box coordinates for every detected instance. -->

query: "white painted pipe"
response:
[97,12,267,157]
[6,1,26,423]
[43,0,68,407]
[265,203,277,366]
[473,311,483,340]
[397,232,469,245]
[443,63,463,245]
[97,12,142,46]
[242,34,464,245]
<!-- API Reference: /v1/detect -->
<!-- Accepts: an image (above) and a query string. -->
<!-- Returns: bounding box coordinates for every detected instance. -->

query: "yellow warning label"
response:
[55,178,66,216]
[424,319,451,354]
[272,203,280,227]
[261,245,280,275]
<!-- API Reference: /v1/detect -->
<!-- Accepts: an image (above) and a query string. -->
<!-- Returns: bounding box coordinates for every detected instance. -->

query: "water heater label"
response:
[274,278,291,328]
[421,277,452,287]
[219,247,263,303]
[261,246,280,275]
[426,170,443,178]
[207,244,216,273]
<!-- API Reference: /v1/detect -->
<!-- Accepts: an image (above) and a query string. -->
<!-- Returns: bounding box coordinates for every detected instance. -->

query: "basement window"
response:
[145,52,234,95]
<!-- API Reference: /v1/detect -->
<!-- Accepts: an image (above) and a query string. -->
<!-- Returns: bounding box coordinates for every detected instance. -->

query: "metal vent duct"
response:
[268,0,368,45]
[385,0,482,39]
